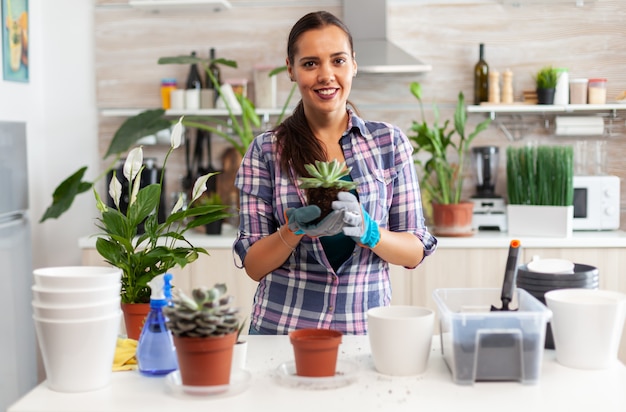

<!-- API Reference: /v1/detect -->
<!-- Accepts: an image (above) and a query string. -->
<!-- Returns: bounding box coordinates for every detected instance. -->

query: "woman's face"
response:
[287,25,357,118]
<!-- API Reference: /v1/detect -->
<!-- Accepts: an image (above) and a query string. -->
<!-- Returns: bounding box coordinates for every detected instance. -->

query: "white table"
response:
[9,335,626,412]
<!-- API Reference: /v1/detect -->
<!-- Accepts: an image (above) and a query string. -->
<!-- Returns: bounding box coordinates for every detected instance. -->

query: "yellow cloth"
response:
[113,338,138,371]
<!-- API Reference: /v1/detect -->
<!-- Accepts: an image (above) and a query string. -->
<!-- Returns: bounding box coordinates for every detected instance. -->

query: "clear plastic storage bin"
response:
[433,288,552,385]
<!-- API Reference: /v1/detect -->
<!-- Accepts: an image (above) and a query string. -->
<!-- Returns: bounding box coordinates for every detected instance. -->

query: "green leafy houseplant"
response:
[506,145,574,206]
[40,118,231,304]
[408,82,491,205]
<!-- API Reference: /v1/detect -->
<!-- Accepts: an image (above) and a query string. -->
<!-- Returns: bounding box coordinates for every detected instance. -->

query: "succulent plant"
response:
[298,160,357,223]
[299,160,357,190]
[163,283,240,338]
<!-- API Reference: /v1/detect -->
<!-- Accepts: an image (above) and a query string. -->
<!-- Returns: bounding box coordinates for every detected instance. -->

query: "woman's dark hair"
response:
[275,11,354,179]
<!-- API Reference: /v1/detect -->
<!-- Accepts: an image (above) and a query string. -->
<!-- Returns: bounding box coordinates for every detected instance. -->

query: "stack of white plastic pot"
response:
[31,266,122,392]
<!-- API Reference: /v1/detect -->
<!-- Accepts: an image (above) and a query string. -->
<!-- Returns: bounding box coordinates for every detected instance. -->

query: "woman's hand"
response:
[285,206,346,237]
[332,192,380,248]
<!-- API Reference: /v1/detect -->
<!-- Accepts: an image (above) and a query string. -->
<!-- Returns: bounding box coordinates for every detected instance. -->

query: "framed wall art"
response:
[2,0,28,83]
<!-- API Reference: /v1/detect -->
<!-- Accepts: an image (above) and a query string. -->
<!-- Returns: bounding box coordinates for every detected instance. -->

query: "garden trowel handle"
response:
[501,239,521,308]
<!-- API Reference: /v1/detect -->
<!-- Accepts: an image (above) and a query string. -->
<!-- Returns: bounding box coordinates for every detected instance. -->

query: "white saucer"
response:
[165,369,251,399]
[274,360,359,390]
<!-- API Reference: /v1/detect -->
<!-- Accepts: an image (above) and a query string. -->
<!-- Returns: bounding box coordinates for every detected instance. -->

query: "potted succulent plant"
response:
[506,144,574,237]
[535,66,558,105]
[298,159,357,223]
[163,283,240,386]
[40,117,231,339]
[408,82,491,236]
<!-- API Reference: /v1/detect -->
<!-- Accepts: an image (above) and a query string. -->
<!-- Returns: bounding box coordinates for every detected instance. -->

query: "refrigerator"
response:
[0,121,38,410]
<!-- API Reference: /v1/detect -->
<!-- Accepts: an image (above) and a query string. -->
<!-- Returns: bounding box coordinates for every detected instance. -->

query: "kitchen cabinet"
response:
[80,231,626,362]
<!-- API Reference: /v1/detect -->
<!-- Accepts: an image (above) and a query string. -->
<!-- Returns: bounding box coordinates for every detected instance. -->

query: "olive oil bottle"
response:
[474,43,489,105]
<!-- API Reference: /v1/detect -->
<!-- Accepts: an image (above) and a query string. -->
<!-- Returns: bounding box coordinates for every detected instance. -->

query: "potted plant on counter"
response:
[40,117,231,339]
[506,144,574,237]
[408,82,491,236]
[163,283,241,386]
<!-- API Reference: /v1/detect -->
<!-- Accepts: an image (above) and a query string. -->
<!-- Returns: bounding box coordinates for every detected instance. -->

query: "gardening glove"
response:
[332,192,381,249]
[285,206,346,237]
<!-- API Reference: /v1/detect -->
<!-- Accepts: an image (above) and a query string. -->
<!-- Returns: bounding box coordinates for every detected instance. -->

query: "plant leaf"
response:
[40,167,92,222]
[105,109,171,158]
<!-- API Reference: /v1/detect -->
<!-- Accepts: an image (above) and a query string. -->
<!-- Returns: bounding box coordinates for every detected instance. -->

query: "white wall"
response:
[0,0,98,270]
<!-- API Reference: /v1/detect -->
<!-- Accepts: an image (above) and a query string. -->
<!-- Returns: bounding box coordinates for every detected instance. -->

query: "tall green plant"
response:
[506,145,574,206]
[408,82,491,204]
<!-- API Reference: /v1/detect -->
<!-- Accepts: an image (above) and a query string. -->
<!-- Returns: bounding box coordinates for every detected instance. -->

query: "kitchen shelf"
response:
[468,103,626,141]
[100,108,286,118]
[127,0,231,11]
[467,103,626,117]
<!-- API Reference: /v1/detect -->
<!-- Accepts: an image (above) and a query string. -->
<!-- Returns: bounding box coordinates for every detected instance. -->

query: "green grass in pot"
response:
[535,66,558,90]
[506,145,574,206]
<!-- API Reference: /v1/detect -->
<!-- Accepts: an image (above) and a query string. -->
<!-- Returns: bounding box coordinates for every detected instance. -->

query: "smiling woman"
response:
[232,10,437,336]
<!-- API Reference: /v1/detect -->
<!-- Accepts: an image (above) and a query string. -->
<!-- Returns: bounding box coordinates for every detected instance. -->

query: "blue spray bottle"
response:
[136,273,178,376]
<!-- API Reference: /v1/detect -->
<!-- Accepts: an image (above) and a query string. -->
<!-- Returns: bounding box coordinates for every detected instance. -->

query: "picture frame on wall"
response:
[2,0,28,83]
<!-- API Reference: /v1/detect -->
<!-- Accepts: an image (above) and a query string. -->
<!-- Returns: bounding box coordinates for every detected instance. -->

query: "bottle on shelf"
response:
[553,68,569,105]
[201,48,221,108]
[474,43,489,105]
[205,48,221,90]
[185,51,202,110]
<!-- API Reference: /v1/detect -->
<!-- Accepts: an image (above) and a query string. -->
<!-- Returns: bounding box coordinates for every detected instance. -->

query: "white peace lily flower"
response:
[170,116,184,149]
[171,193,184,214]
[191,173,211,204]
[108,172,122,209]
[124,147,143,182]
[129,167,143,206]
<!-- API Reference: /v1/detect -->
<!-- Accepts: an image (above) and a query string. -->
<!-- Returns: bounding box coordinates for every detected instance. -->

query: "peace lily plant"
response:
[41,117,230,304]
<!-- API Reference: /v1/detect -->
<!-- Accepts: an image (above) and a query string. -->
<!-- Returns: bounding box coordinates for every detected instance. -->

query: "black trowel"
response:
[491,239,521,311]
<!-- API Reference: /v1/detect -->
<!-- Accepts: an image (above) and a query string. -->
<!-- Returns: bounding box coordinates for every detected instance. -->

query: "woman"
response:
[233,11,437,335]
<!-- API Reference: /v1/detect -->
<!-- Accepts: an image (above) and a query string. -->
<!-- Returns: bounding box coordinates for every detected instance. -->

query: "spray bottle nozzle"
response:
[148,273,174,304]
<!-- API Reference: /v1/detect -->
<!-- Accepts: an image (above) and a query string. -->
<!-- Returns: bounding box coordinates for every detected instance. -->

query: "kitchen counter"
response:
[9,335,626,412]
[78,229,626,250]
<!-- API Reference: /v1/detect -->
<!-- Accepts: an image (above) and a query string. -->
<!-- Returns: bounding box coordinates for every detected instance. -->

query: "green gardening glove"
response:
[285,206,347,237]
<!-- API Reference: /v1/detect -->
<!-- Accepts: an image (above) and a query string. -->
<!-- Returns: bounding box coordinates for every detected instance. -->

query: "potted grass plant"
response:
[535,66,558,105]
[506,144,574,237]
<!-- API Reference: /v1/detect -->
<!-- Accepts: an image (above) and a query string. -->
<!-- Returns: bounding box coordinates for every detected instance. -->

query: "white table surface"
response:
[9,335,626,412]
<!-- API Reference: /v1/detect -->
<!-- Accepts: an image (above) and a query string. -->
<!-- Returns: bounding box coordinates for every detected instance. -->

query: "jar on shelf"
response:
[160,78,177,110]
[569,78,588,105]
[588,78,607,104]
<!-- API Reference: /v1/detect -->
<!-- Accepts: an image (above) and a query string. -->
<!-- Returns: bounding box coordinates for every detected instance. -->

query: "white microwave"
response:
[572,175,621,230]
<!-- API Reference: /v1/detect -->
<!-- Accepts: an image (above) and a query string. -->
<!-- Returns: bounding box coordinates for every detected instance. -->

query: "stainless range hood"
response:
[343,0,431,74]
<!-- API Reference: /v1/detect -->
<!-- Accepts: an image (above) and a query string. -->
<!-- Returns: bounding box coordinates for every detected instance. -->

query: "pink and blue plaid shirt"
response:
[233,109,437,335]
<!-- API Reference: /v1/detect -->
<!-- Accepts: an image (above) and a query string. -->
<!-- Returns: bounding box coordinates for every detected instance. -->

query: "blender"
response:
[470,146,507,231]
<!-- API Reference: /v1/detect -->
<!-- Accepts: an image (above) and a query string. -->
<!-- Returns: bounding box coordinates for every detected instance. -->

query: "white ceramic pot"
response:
[545,288,626,369]
[367,305,434,376]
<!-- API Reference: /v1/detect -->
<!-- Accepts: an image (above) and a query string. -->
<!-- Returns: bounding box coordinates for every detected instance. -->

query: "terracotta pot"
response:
[173,332,237,386]
[121,303,150,340]
[431,202,474,237]
[289,328,342,377]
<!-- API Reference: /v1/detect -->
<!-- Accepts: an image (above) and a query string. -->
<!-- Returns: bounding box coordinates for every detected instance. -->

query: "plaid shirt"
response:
[233,109,437,335]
